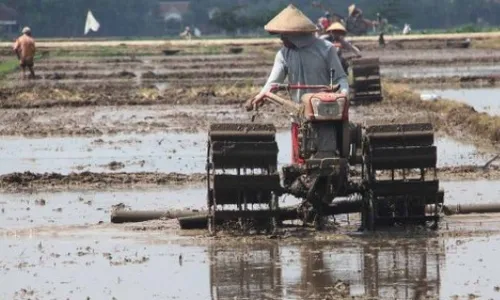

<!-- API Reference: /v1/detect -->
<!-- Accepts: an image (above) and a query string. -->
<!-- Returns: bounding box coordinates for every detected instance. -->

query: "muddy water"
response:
[1,180,498,230]
[2,231,500,299]
[0,186,204,229]
[442,180,500,205]
[0,132,207,174]
[0,180,499,299]
[436,136,494,167]
[382,64,500,79]
[0,131,491,175]
[420,87,500,116]
[90,104,249,125]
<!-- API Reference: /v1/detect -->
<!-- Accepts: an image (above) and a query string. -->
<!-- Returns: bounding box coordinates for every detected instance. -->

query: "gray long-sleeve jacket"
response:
[259,34,349,103]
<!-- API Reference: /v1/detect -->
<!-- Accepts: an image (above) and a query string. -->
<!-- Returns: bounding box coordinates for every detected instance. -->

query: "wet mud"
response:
[1,183,500,299]
[2,232,500,300]
[0,164,499,193]
[2,39,500,299]
[0,130,495,173]
[0,171,205,192]
[1,180,498,229]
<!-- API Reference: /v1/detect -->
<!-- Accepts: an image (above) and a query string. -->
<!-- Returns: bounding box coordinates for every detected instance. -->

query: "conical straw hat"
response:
[348,4,356,16]
[326,22,346,33]
[264,4,317,34]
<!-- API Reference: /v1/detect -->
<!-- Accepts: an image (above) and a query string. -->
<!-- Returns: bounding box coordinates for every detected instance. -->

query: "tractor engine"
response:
[282,92,351,208]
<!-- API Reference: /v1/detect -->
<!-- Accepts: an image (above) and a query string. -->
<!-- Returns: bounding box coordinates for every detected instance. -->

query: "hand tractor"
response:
[205,71,444,234]
[332,42,383,105]
[347,56,383,105]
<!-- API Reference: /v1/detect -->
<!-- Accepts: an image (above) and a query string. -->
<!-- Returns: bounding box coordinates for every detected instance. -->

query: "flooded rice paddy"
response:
[420,87,500,116]
[1,42,500,300]
[1,228,500,299]
[382,64,500,79]
[0,131,492,175]
[0,180,498,230]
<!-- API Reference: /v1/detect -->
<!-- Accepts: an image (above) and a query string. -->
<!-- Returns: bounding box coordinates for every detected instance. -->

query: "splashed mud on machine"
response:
[349,57,383,105]
[205,71,444,234]
[333,40,383,105]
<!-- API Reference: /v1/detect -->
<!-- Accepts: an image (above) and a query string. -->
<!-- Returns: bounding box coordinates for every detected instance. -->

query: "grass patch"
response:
[384,81,500,144]
[0,59,19,78]
[137,88,160,100]
[0,52,49,83]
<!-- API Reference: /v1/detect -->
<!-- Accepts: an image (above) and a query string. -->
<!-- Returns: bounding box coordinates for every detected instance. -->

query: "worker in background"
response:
[320,22,361,73]
[244,4,349,162]
[321,22,362,57]
[179,26,192,40]
[346,4,375,35]
[317,11,332,34]
[13,27,36,79]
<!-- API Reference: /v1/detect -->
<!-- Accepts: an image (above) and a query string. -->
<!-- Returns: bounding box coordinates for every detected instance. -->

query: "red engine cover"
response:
[302,92,349,121]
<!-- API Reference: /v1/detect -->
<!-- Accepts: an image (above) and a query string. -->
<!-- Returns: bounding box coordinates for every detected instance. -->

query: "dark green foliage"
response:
[2,0,500,37]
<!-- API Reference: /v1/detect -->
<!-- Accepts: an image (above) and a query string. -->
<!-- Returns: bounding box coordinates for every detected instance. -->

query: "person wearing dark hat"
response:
[13,27,36,79]
[245,4,349,163]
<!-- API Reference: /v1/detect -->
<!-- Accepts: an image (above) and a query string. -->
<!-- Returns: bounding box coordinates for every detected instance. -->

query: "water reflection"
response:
[208,239,444,300]
[360,240,441,299]
[209,244,283,299]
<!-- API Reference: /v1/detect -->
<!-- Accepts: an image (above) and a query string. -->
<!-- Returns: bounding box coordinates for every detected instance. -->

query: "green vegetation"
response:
[0,53,47,81]
[0,59,19,78]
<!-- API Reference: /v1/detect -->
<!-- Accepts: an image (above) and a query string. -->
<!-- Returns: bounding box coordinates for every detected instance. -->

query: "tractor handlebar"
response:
[245,83,342,113]
[269,83,337,92]
[246,68,340,112]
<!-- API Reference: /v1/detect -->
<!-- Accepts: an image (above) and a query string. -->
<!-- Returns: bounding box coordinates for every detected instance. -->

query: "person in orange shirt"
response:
[13,27,36,79]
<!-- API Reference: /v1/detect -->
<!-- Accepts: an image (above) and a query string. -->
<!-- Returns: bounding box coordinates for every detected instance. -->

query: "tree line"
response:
[2,0,500,37]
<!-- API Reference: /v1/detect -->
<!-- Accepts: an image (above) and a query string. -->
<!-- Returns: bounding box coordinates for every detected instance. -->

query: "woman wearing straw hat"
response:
[321,22,361,56]
[246,4,348,109]
[321,22,361,73]
[320,21,361,72]
[245,4,349,166]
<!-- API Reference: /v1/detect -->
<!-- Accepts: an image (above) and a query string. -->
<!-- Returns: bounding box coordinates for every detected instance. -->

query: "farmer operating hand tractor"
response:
[13,27,36,80]
[245,4,349,163]
[205,4,443,233]
[246,5,349,161]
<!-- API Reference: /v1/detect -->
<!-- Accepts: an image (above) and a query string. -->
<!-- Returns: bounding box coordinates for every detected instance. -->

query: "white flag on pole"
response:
[194,27,202,37]
[84,10,100,35]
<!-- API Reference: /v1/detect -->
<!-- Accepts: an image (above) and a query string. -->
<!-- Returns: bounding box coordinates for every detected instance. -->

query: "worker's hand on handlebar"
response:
[331,83,341,93]
[245,94,265,112]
